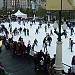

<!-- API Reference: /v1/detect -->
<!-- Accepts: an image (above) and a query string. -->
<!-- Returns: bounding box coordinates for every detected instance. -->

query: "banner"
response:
[46,0,73,10]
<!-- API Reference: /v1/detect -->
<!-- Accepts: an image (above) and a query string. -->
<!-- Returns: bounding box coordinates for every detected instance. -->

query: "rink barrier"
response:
[62,63,72,73]
[62,63,71,68]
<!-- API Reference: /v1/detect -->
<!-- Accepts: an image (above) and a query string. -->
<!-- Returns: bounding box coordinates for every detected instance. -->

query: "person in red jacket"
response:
[47,21,50,28]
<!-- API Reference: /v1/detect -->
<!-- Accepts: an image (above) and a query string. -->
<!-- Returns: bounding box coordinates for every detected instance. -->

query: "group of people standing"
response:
[43,33,52,52]
[34,49,56,74]
[4,36,31,57]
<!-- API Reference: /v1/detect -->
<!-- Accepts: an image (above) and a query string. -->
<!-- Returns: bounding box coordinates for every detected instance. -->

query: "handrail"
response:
[62,63,72,68]
[62,63,75,73]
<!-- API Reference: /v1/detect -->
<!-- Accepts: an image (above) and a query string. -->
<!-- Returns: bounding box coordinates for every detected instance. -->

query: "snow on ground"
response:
[0,21,75,73]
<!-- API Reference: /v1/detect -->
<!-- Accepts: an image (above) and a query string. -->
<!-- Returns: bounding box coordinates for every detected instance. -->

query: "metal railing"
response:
[62,63,71,68]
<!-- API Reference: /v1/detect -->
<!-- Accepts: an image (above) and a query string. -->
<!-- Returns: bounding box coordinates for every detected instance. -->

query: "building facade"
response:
[12,0,20,10]
[7,0,12,9]
[20,0,29,9]
[3,0,7,9]
[0,0,46,10]
[0,0,3,10]
[12,0,31,9]
[2,0,12,10]
[36,0,46,9]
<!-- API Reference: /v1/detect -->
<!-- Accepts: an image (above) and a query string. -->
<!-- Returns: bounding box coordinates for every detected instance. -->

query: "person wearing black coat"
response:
[34,54,39,70]
[27,43,31,55]
[43,37,46,47]
[23,28,26,36]
[51,54,56,67]
[72,56,75,65]
[37,50,44,61]
[47,35,52,46]
[44,40,47,52]
[34,39,38,46]
[27,29,29,36]
[71,56,75,74]
[18,36,22,41]
[19,27,22,34]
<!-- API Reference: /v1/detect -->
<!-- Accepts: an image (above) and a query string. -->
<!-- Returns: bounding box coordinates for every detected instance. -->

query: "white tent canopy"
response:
[13,10,27,19]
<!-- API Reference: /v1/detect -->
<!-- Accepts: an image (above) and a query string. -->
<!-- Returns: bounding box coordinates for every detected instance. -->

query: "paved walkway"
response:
[0,44,47,75]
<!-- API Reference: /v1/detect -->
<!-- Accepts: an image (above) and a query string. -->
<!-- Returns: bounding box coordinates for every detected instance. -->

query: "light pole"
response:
[53,0,68,74]
[7,11,11,23]
[47,10,50,22]
[53,21,68,75]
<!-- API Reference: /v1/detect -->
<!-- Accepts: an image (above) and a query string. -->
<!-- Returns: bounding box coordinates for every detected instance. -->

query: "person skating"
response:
[18,36,22,42]
[23,28,26,36]
[35,28,38,34]
[39,20,42,28]
[19,27,22,34]
[44,40,47,52]
[64,30,67,38]
[32,19,33,24]
[71,56,75,74]
[69,38,71,49]
[47,21,50,28]
[33,19,35,24]
[30,21,32,27]
[70,40,75,52]
[50,30,53,36]
[34,39,38,46]
[27,29,29,36]
[47,35,52,46]
[10,26,12,34]
[45,25,47,32]
[70,26,74,36]
[43,37,46,47]
[32,43,35,51]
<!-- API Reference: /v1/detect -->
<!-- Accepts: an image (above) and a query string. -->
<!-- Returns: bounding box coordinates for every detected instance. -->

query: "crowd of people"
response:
[1,17,75,75]
[0,18,55,74]
[1,35,56,74]
[34,50,56,74]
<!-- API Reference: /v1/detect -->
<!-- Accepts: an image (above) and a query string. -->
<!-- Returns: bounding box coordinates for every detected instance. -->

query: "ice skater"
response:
[23,28,26,36]
[27,29,29,36]
[45,25,47,32]
[35,28,38,34]
[44,40,47,52]
[70,40,75,52]
[47,35,52,46]
[47,21,50,28]
[70,26,74,36]
[69,38,71,49]
[50,30,53,36]
[34,39,38,46]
